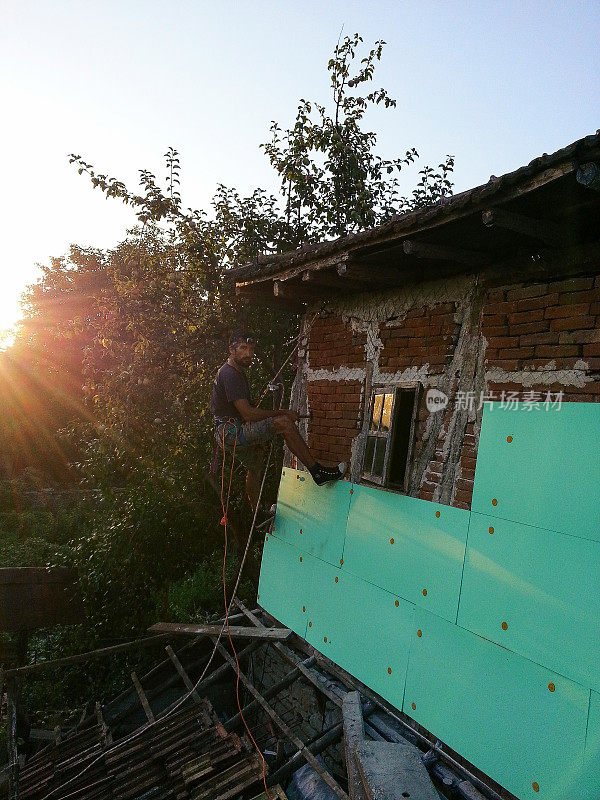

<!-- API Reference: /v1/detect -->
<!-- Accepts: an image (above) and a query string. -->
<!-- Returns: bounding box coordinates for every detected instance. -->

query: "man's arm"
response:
[233,398,298,424]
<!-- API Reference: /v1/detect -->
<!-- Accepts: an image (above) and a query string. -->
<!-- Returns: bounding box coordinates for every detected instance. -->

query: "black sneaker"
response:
[311,462,348,486]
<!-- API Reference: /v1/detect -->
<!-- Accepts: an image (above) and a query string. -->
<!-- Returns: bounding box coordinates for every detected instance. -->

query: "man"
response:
[211,330,347,511]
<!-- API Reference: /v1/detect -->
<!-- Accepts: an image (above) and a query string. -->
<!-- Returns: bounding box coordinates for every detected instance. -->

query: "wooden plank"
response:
[148,623,292,640]
[95,700,113,746]
[225,657,314,732]
[343,692,367,800]
[482,207,562,247]
[130,671,154,722]
[165,645,203,706]
[402,239,487,267]
[3,634,170,677]
[213,641,350,800]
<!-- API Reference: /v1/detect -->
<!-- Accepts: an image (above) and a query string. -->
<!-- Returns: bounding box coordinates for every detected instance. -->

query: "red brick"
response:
[483,325,510,337]
[559,290,600,305]
[550,316,596,331]
[507,309,544,324]
[544,303,590,319]
[486,336,519,349]
[519,332,557,346]
[583,342,600,357]
[490,359,519,370]
[513,293,559,312]
[548,276,594,293]
[499,347,534,359]
[559,329,600,344]
[535,345,580,357]
[506,283,548,301]
[507,321,549,335]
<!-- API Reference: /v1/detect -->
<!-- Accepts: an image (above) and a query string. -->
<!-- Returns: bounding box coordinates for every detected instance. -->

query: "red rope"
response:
[220,424,271,799]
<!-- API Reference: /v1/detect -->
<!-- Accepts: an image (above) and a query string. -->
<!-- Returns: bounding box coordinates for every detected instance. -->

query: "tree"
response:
[6,33,455,637]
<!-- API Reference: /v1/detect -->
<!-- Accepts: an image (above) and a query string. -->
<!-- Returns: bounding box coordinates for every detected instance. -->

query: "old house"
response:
[232,132,600,799]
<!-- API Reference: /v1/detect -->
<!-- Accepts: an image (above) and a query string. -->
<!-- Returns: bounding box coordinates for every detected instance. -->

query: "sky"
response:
[1,0,599,342]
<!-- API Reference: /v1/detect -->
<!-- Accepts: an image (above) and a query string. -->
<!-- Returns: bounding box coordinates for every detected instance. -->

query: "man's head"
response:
[228,330,255,368]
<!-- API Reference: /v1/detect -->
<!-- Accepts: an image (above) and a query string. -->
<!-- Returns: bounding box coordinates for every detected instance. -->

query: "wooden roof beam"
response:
[482,207,562,248]
[402,239,487,267]
[273,279,325,302]
[337,262,405,286]
[302,269,367,290]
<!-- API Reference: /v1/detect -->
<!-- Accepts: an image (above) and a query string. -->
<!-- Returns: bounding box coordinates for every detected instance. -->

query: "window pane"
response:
[369,393,384,433]
[380,392,393,433]
[373,438,387,477]
[364,436,376,472]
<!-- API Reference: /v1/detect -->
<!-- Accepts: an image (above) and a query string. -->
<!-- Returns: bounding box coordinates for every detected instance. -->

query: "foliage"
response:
[2,34,456,718]
[262,33,454,242]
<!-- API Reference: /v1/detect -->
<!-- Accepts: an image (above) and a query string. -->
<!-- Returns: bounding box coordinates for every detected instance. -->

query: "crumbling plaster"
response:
[288,271,595,505]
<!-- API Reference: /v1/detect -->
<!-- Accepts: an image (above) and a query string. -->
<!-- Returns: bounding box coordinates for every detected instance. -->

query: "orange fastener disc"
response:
[335,576,339,583]
[422,588,427,596]
[411,702,416,710]
[299,556,302,562]
[302,606,306,612]
[324,636,327,643]
[492,498,498,506]
[417,629,422,637]
[489,526,494,534]
[299,529,303,534]
[266,536,269,541]
[507,435,513,443]
[501,621,508,630]
[387,667,392,674]
[548,682,555,692]
[340,558,344,565]
[350,488,354,494]
[395,600,399,607]
[390,538,395,545]
[532,782,539,793]
[257,594,260,600]
[308,621,312,627]
[435,510,440,518]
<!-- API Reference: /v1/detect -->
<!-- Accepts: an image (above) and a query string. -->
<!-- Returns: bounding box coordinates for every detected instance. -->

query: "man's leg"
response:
[272,414,317,468]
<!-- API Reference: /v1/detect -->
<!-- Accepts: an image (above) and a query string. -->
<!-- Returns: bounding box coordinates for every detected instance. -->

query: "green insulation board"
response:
[257,401,600,798]
[343,483,470,623]
[471,402,600,541]
[403,610,590,800]
[302,554,415,710]
[458,511,600,691]
[271,467,352,565]
[257,533,311,639]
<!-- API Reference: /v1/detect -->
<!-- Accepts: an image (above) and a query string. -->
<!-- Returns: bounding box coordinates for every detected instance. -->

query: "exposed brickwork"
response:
[307,380,363,465]
[379,302,460,373]
[482,276,600,375]
[308,314,366,369]
[293,270,599,513]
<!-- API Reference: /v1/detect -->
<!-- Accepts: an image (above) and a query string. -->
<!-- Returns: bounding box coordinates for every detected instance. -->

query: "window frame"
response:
[361,382,421,492]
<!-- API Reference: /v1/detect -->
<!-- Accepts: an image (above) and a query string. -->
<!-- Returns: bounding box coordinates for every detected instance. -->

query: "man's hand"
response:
[283,410,300,423]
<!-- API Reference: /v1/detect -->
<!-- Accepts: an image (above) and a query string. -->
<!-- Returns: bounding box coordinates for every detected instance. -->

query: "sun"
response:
[0,293,23,349]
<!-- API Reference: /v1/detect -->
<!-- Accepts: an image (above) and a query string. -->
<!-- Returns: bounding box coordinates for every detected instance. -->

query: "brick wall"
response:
[297,271,600,512]
[307,314,367,369]
[306,380,363,466]
[379,302,459,373]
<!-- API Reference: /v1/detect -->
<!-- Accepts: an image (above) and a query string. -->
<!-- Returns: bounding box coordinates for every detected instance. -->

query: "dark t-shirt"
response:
[210,362,251,422]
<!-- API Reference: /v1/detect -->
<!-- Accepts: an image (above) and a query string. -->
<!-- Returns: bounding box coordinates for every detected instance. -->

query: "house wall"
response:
[290,271,600,509]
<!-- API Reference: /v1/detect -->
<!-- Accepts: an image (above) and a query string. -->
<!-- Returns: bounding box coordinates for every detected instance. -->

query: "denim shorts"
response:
[214,417,276,470]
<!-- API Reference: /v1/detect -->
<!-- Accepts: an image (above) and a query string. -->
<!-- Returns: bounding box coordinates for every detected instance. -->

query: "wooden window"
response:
[361,385,420,491]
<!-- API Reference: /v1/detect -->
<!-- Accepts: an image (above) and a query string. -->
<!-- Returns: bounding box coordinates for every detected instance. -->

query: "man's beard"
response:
[233,355,252,368]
